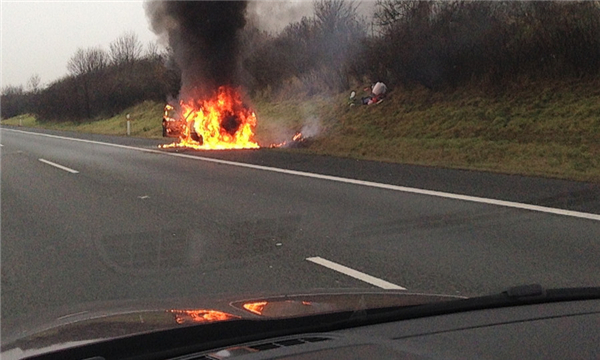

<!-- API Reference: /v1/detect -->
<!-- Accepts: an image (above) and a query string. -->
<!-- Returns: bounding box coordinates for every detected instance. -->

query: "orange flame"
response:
[164,104,174,117]
[169,309,239,324]
[161,86,259,150]
[269,132,305,148]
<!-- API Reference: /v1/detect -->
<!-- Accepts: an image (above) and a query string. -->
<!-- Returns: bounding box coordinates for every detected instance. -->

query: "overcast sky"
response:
[1,1,373,90]
[1,1,160,89]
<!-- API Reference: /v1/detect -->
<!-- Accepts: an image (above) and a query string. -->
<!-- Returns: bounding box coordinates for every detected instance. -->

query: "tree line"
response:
[3,1,600,121]
[245,0,600,95]
[364,0,600,89]
[1,32,180,121]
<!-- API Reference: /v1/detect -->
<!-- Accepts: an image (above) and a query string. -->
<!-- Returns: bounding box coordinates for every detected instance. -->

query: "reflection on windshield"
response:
[242,300,315,316]
[169,309,240,324]
[243,301,269,315]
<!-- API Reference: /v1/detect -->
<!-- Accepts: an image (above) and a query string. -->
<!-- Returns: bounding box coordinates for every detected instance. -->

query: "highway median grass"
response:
[2,79,599,182]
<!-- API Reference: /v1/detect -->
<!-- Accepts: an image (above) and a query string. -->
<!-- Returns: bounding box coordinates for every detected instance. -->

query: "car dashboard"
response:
[18,296,600,360]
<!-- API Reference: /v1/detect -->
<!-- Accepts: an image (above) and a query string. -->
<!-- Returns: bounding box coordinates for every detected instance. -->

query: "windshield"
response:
[1,0,599,353]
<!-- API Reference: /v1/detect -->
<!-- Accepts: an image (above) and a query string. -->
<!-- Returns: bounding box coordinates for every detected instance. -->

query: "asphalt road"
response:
[2,126,600,325]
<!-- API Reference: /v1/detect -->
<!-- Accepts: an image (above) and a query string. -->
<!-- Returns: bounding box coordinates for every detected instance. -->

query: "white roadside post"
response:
[126,113,131,136]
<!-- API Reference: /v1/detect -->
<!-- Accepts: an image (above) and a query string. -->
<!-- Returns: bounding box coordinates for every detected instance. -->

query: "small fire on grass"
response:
[268,132,308,148]
[160,86,259,150]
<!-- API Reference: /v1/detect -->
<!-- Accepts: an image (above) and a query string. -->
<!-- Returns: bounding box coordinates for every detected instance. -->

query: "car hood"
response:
[1,288,460,358]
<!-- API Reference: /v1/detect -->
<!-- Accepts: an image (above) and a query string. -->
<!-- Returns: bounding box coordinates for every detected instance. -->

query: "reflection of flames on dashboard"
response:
[160,86,259,150]
[169,309,240,324]
[242,300,313,316]
[242,301,268,315]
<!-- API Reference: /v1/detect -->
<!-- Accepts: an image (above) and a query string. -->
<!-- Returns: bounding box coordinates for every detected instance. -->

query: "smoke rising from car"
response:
[247,1,375,33]
[144,1,248,98]
[247,1,313,33]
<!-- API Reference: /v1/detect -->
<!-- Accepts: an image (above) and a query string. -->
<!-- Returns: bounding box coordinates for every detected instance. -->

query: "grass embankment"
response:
[253,80,600,183]
[3,79,599,182]
[1,101,165,138]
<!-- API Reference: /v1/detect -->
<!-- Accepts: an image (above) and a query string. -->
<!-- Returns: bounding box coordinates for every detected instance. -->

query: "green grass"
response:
[252,97,331,144]
[3,79,599,182]
[254,79,600,182]
[1,101,165,138]
[2,114,38,127]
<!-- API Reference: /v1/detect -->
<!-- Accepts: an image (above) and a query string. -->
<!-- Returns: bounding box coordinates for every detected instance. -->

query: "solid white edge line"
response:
[39,158,79,174]
[4,128,600,222]
[307,256,406,290]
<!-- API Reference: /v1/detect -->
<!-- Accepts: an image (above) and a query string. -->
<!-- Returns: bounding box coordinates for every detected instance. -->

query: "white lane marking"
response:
[38,158,79,174]
[307,256,406,290]
[4,128,600,222]
[0,144,3,146]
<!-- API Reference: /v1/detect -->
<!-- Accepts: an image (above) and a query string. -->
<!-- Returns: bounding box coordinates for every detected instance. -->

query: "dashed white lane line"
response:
[4,128,600,222]
[307,256,406,290]
[38,158,79,174]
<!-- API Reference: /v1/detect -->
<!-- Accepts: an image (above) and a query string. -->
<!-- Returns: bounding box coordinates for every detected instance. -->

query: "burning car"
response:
[162,104,182,138]
[162,104,201,143]
[160,87,259,150]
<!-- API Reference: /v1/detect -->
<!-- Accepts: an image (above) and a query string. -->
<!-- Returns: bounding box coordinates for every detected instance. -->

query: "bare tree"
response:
[145,41,159,59]
[109,32,143,66]
[1,84,24,96]
[27,74,41,93]
[314,0,359,33]
[67,47,108,119]
[374,0,435,28]
[145,40,167,62]
[67,47,108,76]
[1,85,26,119]
[312,0,366,90]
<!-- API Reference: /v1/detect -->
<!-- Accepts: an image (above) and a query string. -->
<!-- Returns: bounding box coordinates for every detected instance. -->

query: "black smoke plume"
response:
[145,1,248,98]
